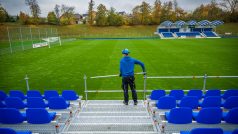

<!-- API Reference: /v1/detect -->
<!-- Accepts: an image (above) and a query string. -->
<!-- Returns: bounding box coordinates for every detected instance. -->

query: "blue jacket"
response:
[120,56,145,77]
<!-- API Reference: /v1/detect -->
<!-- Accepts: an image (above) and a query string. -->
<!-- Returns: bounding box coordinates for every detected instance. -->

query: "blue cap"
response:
[122,48,130,54]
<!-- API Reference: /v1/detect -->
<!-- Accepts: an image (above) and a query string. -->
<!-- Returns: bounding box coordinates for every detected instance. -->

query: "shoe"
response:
[134,101,138,105]
[123,101,128,105]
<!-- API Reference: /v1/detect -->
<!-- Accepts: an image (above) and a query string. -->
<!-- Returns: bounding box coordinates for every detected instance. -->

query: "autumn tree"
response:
[47,11,57,25]
[60,5,75,25]
[0,4,8,22]
[54,4,60,25]
[95,4,108,26]
[107,7,124,26]
[140,1,152,25]
[19,11,29,24]
[88,0,95,25]
[152,0,162,24]
[25,0,41,24]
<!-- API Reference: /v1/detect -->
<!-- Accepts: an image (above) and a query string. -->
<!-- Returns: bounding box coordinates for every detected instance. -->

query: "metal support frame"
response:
[25,74,30,91]
[7,27,13,53]
[84,73,238,100]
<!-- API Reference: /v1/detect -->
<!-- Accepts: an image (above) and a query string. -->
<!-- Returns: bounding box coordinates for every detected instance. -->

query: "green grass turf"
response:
[0,38,238,99]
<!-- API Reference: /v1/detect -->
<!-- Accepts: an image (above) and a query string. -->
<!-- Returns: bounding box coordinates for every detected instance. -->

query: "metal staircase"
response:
[62,100,159,134]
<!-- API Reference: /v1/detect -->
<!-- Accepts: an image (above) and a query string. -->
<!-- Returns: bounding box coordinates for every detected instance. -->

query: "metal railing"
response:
[84,73,238,101]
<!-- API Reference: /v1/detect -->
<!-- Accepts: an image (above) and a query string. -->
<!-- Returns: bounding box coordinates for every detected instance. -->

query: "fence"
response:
[0,27,61,55]
[84,73,238,100]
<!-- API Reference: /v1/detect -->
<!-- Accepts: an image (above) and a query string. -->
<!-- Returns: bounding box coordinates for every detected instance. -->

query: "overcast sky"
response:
[0,0,213,17]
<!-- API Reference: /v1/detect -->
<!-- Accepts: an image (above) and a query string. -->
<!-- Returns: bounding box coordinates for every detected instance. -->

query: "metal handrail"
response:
[84,73,238,101]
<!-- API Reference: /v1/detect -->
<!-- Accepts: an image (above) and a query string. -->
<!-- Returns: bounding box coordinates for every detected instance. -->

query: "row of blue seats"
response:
[150,89,238,100]
[0,128,31,134]
[165,107,238,124]
[161,32,174,38]
[203,31,218,37]
[0,108,56,124]
[0,90,79,101]
[1,97,70,109]
[180,128,238,134]
[175,32,202,37]
[155,96,238,109]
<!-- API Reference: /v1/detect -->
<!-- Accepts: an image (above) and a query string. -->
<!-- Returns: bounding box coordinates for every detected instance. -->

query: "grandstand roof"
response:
[174,20,186,26]
[187,20,197,25]
[160,21,173,27]
[198,20,211,26]
[211,20,224,26]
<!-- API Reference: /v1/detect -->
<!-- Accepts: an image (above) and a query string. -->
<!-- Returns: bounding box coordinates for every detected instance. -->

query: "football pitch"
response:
[0,38,238,99]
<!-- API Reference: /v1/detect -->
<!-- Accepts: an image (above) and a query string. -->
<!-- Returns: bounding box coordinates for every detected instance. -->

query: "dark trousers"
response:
[122,76,137,103]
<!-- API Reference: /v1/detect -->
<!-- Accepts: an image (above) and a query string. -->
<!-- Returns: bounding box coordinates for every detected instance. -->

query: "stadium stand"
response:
[178,96,199,109]
[180,128,223,134]
[149,89,166,100]
[44,90,59,100]
[199,96,221,108]
[165,107,193,124]
[187,89,203,99]
[156,96,176,109]
[222,96,238,109]
[62,90,79,101]
[169,89,184,100]
[204,89,221,97]
[5,97,27,109]
[27,90,43,98]
[0,90,7,101]
[9,90,26,100]
[27,97,48,108]
[0,128,32,134]
[222,89,238,99]
[157,20,223,39]
[161,32,175,38]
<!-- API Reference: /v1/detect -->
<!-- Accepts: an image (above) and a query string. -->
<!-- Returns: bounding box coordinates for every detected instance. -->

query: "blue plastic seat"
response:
[180,128,223,134]
[27,97,48,108]
[200,96,221,108]
[223,107,238,124]
[62,90,79,100]
[156,96,176,109]
[223,96,238,109]
[5,97,27,109]
[0,108,26,124]
[222,89,238,99]
[150,89,166,100]
[165,107,192,124]
[0,90,7,101]
[48,97,70,109]
[44,90,59,100]
[26,108,56,124]
[0,101,6,108]
[193,107,222,124]
[0,128,32,134]
[9,90,26,100]
[169,89,184,100]
[187,89,203,99]
[178,96,199,109]
[27,90,43,98]
[204,89,221,97]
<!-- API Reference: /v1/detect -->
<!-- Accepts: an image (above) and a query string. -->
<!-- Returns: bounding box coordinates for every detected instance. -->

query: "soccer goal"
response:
[3,27,62,54]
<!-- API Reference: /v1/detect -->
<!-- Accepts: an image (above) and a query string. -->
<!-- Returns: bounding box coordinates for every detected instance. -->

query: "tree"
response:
[95,4,108,26]
[47,11,57,25]
[107,7,124,26]
[140,1,152,25]
[60,5,76,25]
[88,0,95,25]
[132,5,141,25]
[152,0,162,24]
[220,0,238,22]
[54,4,60,25]
[0,4,8,22]
[25,0,41,24]
[19,11,29,24]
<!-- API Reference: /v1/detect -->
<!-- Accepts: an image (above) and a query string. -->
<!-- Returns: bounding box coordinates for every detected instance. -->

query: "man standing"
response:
[119,48,146,105]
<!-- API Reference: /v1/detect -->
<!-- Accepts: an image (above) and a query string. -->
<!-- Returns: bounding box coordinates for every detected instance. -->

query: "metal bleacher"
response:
[61,100,158,134]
